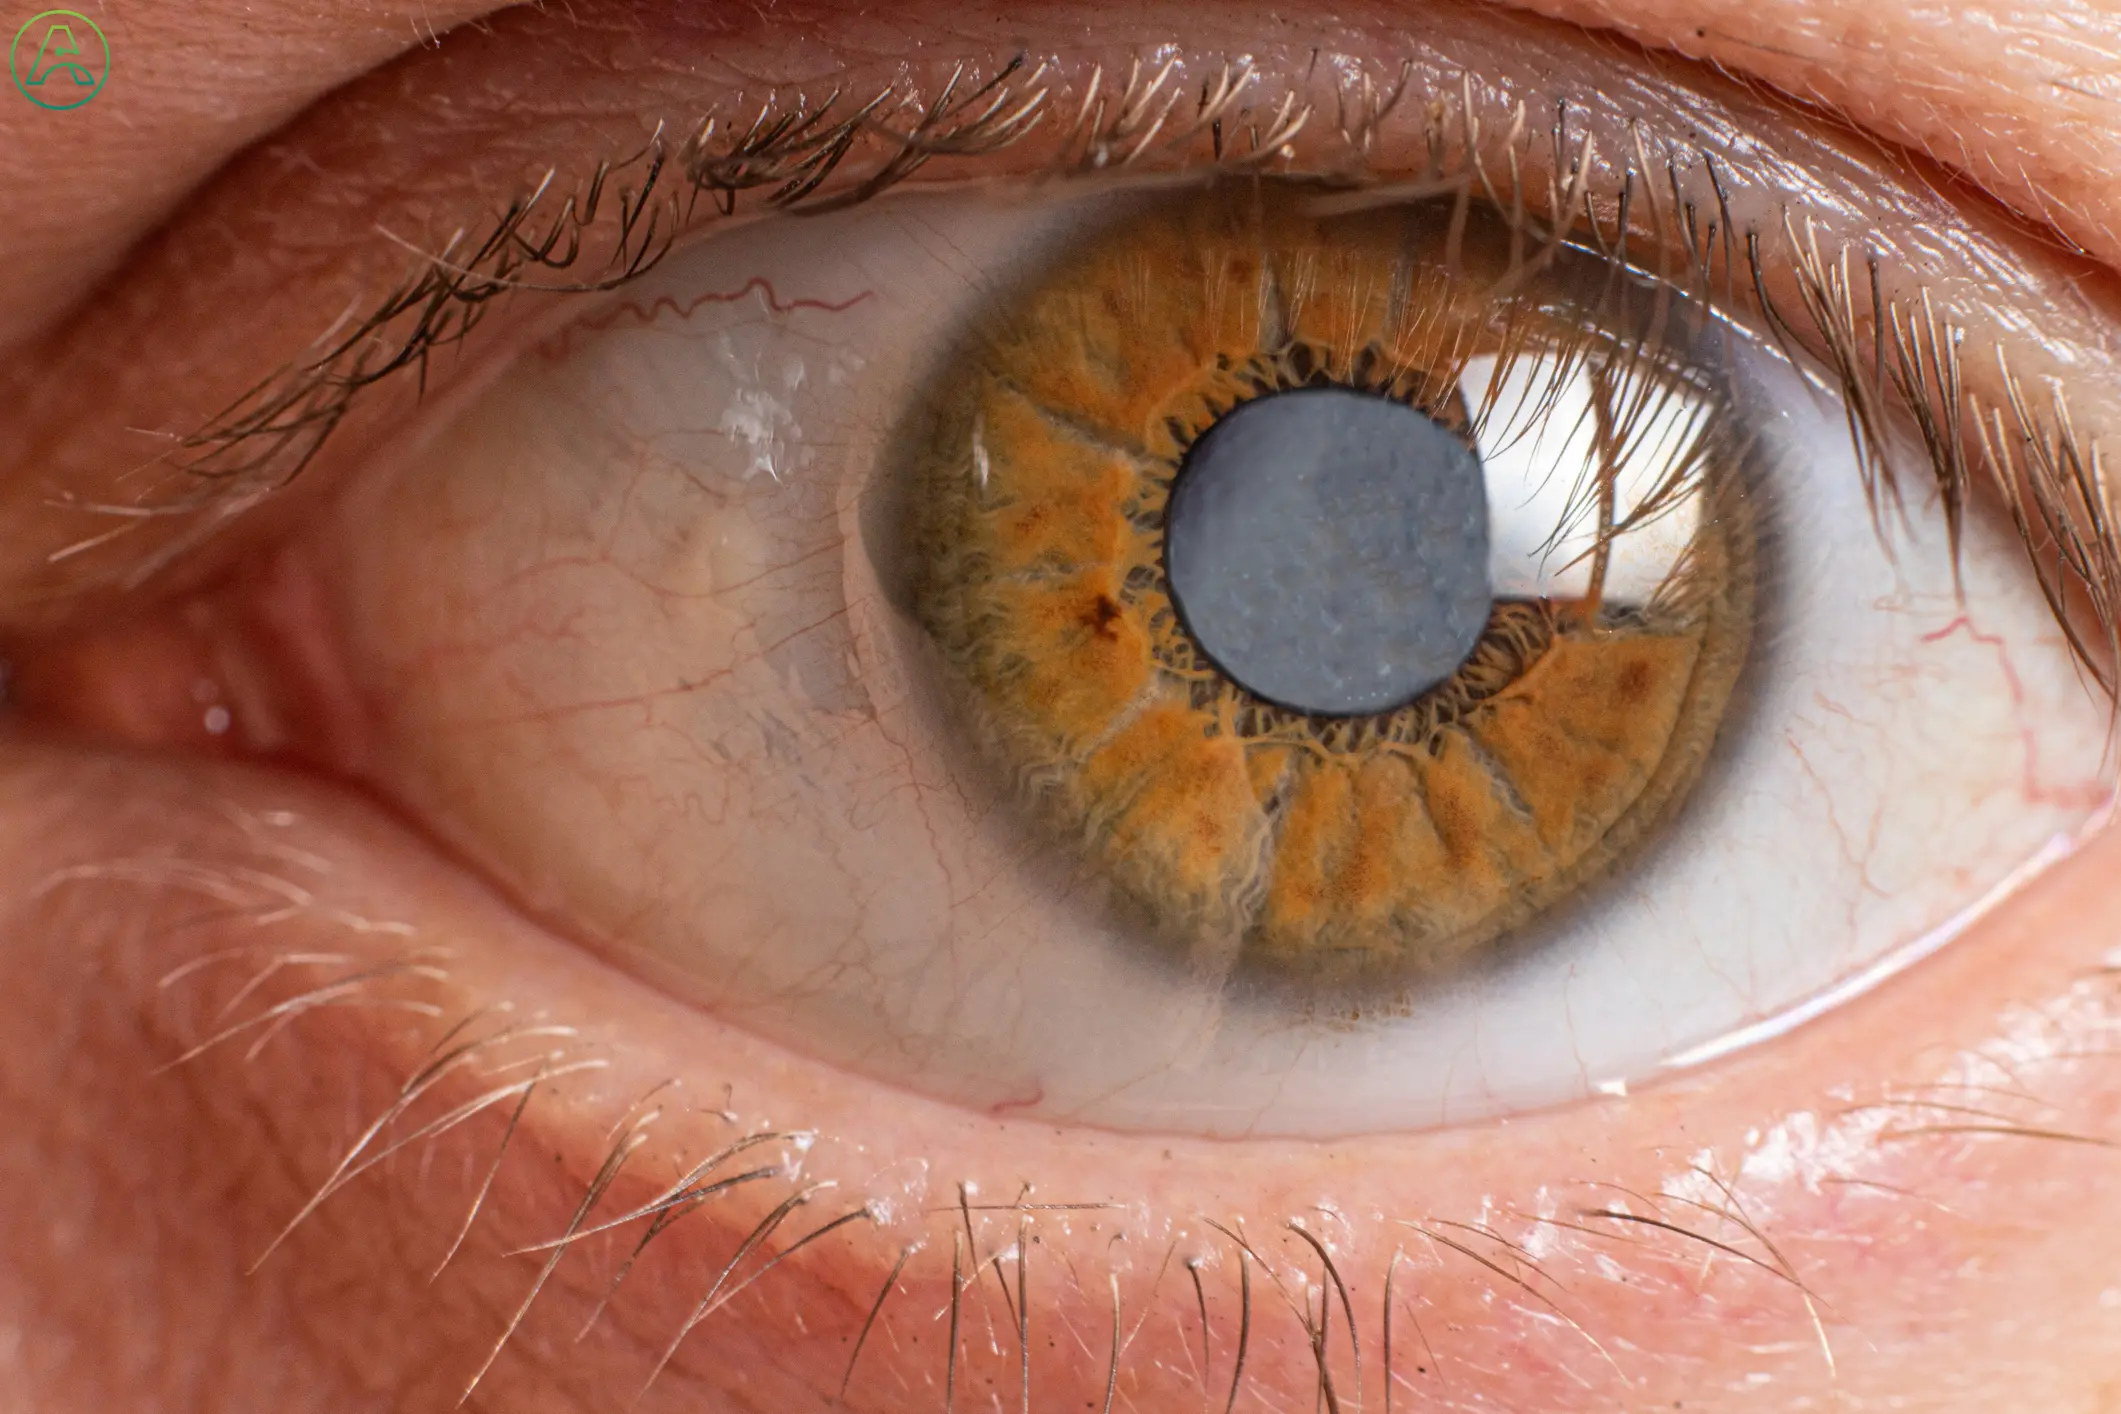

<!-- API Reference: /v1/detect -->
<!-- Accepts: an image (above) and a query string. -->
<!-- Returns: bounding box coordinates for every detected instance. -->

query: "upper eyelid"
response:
[1505,0,2121,265]
[0,7,2115,635]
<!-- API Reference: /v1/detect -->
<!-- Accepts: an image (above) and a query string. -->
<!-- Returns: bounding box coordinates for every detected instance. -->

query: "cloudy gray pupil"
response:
[1163,387,1494,716]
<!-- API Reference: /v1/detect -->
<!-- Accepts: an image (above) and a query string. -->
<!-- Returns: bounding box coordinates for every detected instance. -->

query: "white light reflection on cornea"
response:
[1463,350,1707,604]
[1659,798,2115,1074]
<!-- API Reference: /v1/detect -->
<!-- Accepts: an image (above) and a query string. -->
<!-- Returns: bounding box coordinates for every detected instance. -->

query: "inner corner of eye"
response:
[179,171,2110,1141]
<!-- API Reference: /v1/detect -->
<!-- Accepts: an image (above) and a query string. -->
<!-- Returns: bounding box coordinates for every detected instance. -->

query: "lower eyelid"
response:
[7,733,2121,1410]
[4,737,2121,1407]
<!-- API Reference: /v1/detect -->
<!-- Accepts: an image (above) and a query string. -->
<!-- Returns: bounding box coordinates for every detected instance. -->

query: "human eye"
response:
[6,4,2121,1412]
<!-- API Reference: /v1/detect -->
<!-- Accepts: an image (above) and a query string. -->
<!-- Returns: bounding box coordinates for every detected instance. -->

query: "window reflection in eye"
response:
[13,6,2121,1413]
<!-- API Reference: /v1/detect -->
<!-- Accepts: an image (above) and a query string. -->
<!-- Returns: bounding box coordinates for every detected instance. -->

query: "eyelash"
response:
[164,49,2121,715]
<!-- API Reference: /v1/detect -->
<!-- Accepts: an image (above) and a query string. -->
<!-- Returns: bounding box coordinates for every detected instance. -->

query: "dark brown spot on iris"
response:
[1087,594,1125,638]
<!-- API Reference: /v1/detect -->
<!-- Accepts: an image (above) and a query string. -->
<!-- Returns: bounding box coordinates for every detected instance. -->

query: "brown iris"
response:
[904,182,1755,981]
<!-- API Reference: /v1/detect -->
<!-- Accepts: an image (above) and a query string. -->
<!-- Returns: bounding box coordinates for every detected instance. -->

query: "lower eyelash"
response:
[112,830,2111,1412]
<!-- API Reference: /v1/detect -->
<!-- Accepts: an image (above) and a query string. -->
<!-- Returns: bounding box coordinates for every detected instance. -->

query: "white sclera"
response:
[327,186,2112,1138]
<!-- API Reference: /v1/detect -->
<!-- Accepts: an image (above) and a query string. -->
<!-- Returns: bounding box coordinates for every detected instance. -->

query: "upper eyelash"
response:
[156,47,2121,703]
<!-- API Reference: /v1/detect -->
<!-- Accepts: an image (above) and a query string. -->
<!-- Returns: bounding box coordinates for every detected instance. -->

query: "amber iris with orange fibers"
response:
[911,186,1754,980]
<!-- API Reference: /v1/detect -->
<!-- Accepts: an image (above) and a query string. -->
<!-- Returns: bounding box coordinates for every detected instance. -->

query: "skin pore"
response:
[6,1,2121,1410]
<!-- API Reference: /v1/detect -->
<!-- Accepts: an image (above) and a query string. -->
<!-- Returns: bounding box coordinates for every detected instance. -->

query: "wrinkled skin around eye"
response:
[11,3,2121,1414]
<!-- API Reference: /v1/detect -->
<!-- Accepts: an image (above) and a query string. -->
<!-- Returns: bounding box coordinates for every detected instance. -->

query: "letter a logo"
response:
[11,10,109,110]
